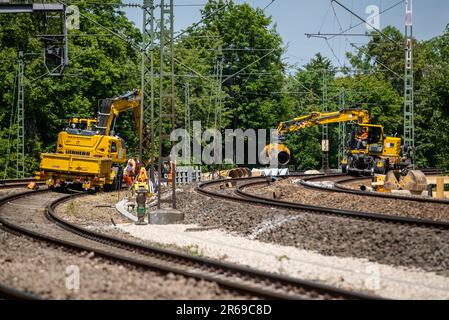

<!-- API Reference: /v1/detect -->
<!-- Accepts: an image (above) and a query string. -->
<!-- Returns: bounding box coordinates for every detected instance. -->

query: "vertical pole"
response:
[140,1,146,167]
[169,0,176,208]
[338,90,346,168]
[16,52,25,179]
[141,0,156,182]
[321,69,329,172]
[404,0,415,167]
[184,81,191,161]
[157,0,176,210]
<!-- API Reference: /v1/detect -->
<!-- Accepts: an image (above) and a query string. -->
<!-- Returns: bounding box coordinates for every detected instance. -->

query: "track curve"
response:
[0,188,377,300]
[196,175,449,230]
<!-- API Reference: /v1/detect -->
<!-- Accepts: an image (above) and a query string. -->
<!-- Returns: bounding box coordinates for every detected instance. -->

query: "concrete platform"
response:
[150,208,184,225]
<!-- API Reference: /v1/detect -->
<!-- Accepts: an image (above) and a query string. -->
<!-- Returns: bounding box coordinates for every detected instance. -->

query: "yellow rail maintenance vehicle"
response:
[36,90,141,190]
[265,109,410,176]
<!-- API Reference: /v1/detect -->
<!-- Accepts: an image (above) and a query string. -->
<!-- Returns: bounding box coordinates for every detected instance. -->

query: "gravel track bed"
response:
[250,179,449,222]
[0,230,246,299]
[0,191,253,300]
[179,186,449,274]
[0,188,34,199]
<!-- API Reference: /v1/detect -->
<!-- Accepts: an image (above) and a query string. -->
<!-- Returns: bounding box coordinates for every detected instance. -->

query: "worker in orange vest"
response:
[357,127,369,150]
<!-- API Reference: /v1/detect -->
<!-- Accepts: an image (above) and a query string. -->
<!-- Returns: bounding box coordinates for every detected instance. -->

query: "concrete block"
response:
[149,208,184,225]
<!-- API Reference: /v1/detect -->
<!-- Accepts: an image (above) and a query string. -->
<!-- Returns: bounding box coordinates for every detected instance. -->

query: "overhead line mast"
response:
[403,0,415,166]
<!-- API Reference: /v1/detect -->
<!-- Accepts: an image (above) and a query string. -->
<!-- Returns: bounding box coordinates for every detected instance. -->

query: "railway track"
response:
[300,170,449,205]
[196,174,449,230]
[0,188,376,300]
[0,178,44,189]
[0,282,40,300]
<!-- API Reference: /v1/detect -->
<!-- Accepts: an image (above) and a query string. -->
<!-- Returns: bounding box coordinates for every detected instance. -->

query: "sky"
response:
[122,0,449,68]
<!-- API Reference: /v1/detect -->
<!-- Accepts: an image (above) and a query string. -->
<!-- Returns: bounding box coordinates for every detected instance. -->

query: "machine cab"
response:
[66,118,98,135]
[348,124,384,154]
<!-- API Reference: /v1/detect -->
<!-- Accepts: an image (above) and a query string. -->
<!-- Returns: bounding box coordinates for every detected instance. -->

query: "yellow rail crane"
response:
[36,90,141,190]
[265,108,428,193]
[265,109,410,175]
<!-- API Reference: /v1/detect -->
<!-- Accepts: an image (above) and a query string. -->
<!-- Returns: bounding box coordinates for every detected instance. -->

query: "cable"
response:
[349,42,402,78]
[331,0,400,46]
[222,48,276,84]
[328,0,405,41]
[263,0,275,11]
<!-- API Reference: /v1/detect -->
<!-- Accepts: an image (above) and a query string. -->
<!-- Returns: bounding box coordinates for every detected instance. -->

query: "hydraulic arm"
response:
[266,109,371,165]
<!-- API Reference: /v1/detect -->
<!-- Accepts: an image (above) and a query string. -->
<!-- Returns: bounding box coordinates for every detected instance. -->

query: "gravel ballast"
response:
[56,187,449,274]
[248,178,449,222]
[0,230,249,300]
[113,223,449,299]
[0,191,253,300]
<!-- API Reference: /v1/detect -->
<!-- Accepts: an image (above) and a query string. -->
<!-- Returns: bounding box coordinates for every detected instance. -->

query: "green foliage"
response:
[0,3,141,177]
[197,0,285,130]
[0,2,448,175]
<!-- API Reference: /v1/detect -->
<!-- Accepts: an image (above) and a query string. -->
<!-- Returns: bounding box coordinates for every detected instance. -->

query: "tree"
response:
[0,2,141,177]
[197,0,285,130]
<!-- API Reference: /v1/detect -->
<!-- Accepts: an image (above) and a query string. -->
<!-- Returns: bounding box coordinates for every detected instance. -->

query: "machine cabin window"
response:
[367,127,382,144]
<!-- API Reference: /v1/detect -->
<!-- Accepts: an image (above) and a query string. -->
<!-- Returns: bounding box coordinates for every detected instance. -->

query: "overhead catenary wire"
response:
[327,0,406,41]
[331,0,401,46]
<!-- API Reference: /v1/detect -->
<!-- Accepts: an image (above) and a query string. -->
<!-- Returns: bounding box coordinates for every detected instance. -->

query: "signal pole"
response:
[404,0,415,166]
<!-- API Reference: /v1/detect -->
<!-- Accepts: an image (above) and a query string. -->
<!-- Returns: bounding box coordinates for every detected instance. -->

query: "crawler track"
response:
[196,175,449,230]
[0,189,375,300]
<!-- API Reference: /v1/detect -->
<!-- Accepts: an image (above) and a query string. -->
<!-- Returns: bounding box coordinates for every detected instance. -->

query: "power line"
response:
[331,0,400,46]
[263,0,276,11]
[327,0,405,41]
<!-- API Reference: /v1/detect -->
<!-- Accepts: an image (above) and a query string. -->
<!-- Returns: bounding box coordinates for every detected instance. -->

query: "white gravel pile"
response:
[115,222,449,300]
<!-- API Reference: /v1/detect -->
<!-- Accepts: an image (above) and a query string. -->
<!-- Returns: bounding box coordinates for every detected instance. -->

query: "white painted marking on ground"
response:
[112,223,449,299]
[248,216,303,240]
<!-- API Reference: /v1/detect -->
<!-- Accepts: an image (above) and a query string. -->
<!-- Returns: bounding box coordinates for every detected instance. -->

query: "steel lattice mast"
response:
[404,0,415,165]
[16,52,25,178]
[157,0,177,209]
[140,0,156,181]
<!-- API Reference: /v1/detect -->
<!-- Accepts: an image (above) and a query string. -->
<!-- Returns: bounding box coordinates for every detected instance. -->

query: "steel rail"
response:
[196,176,449,230]
[0,189,377,300]
[0,282,40,300]
[0,178,44,189]
[300,171,449,205]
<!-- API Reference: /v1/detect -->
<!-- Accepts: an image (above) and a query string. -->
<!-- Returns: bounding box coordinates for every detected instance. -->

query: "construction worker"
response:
[124,159,135,187]
[357,127,368,150]
[137,167,149,183]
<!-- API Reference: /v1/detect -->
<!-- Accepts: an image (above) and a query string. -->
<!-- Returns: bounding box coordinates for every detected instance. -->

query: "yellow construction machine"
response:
[36,90,141,190]
[265,108,428,193]
[266,109,414,173]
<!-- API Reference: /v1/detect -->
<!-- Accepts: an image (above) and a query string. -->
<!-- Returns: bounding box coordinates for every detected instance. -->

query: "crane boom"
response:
[265,109,372,166]
[97,89,141,136]
[276,109,370,137]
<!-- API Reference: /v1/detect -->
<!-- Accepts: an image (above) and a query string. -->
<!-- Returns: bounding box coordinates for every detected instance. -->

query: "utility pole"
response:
[338,90,346,168]
[404,0,415,166]
[184,81,191,159]
[321,69,330,172]
[16,52,25,178]
[141,0,156,181]
[157,0,177,210]
[213,47,224,130]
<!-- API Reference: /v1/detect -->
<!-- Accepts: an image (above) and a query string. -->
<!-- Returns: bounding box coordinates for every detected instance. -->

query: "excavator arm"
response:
[276,109,370,137]
[266,109,371,165]
[97,89,141,136]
